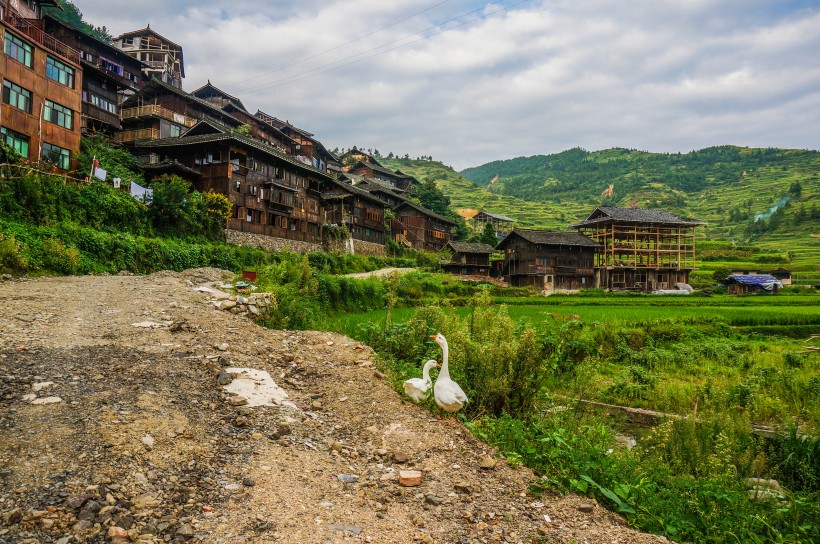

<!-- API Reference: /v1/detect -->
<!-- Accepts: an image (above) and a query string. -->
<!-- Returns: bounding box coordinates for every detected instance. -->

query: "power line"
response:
[230,0,453,90]
[239,0,531,94]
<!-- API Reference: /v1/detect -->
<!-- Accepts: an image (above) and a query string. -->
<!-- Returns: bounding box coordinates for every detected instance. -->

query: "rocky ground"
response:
[0,269,670,544]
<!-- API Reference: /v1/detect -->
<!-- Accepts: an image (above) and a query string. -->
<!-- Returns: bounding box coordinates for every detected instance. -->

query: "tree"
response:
[148,175,198,236]
[479,222,498,247]
[712,266,731,283]
[789,180,802,198]
[414,179,450,216]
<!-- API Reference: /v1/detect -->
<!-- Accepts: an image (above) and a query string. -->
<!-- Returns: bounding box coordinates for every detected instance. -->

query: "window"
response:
[1,126,29,158]
[42,142,70,169]
[4,33,32,67]
[2,80,31,113]
[44,100,73,130]
[46,56,75,88]
[98,57,123,76]
[169,124,181,138]
[85,92,118,114]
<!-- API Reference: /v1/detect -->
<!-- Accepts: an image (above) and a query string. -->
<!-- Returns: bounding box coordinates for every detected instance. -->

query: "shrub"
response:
[0,233,28,274]
[41,237,80,274]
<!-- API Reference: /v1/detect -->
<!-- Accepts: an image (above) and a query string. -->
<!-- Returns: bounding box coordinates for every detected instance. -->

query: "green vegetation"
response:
[348,292,819,543]
[43,0,114,44]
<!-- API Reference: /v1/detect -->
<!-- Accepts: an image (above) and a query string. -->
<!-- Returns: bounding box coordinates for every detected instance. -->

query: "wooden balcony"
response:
[113,128,160,143]
[1,8,80,65]
[120,105,197,127]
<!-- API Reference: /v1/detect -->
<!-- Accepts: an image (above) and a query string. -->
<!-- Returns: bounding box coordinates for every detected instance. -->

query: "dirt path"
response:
[0,270,669,544]
[343,267,416,279]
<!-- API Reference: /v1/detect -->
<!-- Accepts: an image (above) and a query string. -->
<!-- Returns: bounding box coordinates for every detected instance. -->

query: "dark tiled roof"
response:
[447,242,496,254]
[500,229,600,248]
[191,82,247,112]
[255,110,313,138]
[141,160,201,178]
[571,206,706,227]
[134,133,333,179]
[322,178,388,206]
[394,200,457,225]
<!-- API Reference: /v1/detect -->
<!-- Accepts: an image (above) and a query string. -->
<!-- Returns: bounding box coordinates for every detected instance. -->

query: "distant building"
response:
[723,274,783,294]
[496,229,600,290]
[1,0,82,170]
[470,210,515,238]
[571,206,706,291]
[442,242,495,277]
[114,26,184,89]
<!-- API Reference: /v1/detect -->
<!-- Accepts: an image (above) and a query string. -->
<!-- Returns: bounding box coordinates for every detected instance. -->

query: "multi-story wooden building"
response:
[255,110,337,173]
[132,122,334,243]
[43,14,145,133]
[392,199,455,251]
[114,26,184,89]
[192,82,295,154]
[1,0,81,170]
[443,242,495,276]
[320,177,387,246]
[571,206,706,291]
[497,229,600,290]
[470,210,515,238]
[115,78,243,145]
[345,159,415,192]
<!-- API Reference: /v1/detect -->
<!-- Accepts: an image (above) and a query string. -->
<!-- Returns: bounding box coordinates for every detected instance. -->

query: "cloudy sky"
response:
[76,0,820,169]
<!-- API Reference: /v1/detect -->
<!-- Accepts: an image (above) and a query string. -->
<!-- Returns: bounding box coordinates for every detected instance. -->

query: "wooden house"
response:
[470,210,515,237]
[345,159,415,192]
[43,14,145,133]
[392,200,455,251]
[255,110,336,173]
[320,177,387,246]
[443,242,495,276]
[114,26,184,89]
[723,274,783,294]
[115,78,243,144]
[496,229,600,290]
[133,122,334,244]
[1,0,81,170]
[571,206,706,291]
[191,82,295,154]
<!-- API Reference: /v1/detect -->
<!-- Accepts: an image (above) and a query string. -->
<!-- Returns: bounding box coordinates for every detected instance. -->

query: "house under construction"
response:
[571,206,706,291]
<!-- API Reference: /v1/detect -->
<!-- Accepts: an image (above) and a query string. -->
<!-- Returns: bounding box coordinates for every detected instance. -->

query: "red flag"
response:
[92,159,99,169]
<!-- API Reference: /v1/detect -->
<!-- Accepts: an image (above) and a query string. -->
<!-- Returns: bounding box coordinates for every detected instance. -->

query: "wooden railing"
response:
[1,8,80,65]
[120,105,197,127]
[113,128,159,143]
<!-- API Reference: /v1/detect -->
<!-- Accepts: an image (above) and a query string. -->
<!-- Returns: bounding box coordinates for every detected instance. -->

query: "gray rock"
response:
[217,371,233,386]
[242,478,256,487]
[325,524,362,535]
[337,474,358,484]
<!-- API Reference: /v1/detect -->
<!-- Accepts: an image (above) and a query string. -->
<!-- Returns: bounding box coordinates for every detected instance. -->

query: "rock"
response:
[325,524,362,535]
[425,495,444,506]
[176,523,195,537]
[3,508,22,525]
[234,416,249,427]
[454,483,473,494]
[216,342,230,351]
[64,494,87,510]
[393,451,410,464]
[337,474,358,484]
[578,502,595,513]
[227,396,248,406]
[72,519,93,532]
[216,371,233,385]
[399,470,423,487]
[478,456,497,469]
[242,478,256,487]
[32,381,54,391]
[108,526,129,538]
[133,472,148,486]
[31,396,63,405]
[142,434,155,450]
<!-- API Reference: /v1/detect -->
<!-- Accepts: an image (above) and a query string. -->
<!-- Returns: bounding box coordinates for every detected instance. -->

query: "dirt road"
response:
[0,270,668,544]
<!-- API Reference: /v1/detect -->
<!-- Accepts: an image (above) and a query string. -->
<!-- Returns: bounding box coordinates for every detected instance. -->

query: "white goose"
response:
[430,333,469,413]
[403,359,439,403]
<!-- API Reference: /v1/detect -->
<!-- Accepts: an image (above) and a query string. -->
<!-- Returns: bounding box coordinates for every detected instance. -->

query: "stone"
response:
[142,434,154,450]
[577,503,595,513]
[72,519,93,532]
[399,470,423,487]
[337,474,358,484]
[227,396,248,406]
[3,508,22,525]
[454,483,473,494]
[393,451,410,464]
[176,524,195,537]
[425,495,444,506]
[31,396,62,405]
[325,524,362,535]
[108,526,128,538]
[242,478,256,487]
[478,456,497,469]
[217,371,233,385]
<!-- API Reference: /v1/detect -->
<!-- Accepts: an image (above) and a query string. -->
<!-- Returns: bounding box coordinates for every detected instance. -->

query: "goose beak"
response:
[436,363,441,368]
[429,335,437,339]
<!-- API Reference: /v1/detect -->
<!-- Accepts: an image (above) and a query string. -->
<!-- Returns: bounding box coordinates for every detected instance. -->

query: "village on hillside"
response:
[0,0,788,293]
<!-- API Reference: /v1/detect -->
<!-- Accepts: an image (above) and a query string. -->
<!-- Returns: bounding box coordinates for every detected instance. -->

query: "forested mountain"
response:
[382,146,820,269]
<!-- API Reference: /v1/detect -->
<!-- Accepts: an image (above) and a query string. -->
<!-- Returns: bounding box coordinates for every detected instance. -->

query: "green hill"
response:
[382,146,819,272]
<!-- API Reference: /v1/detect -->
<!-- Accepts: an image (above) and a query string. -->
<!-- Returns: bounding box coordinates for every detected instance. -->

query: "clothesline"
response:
[0,162,94,185]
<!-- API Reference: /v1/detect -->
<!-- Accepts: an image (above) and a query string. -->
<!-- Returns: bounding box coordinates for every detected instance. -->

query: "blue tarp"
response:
[724,274,783,290]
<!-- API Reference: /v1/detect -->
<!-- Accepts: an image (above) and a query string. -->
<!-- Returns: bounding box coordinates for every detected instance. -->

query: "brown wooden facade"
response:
[571,206,706,291]
[346,159,414,191]
[392,200,455,251]
[1,0,81,170]
[497,230,600,291]
[255,110,336,173]
[471,210,515,237]
[134,130,333,243]
[116,79,242,144]
[114,26,184,89]
[443,242,495,276]
[43,14,145,134]
[320,178,387,245]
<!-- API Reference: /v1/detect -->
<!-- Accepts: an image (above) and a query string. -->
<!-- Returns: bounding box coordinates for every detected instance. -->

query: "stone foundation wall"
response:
[225,230,321,254]
[352,239,386,257]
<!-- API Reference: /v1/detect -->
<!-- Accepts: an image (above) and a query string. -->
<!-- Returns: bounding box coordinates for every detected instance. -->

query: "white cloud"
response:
[75,0,820,169]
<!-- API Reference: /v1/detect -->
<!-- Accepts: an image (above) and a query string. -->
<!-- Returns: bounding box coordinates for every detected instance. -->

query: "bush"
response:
[0,233,28,274]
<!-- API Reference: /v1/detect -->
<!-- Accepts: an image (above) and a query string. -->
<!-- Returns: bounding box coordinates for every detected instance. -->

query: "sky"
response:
[75,0,820,170]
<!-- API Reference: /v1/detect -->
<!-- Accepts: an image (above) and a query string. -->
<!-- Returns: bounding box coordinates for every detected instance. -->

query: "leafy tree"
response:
[75,135,144,187]
[148,175,198,236]
[414,179,450,216]
[479,222,498,247]
[789,181,802,198]
[44,1,113,44]
[712,266,732,283]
